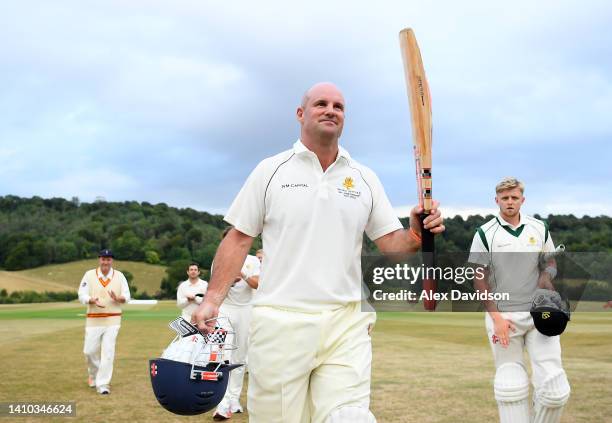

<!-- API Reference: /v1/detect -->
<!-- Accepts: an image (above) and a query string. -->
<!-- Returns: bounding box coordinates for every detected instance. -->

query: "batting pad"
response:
[494,362,530,423]
[533,370,570,423]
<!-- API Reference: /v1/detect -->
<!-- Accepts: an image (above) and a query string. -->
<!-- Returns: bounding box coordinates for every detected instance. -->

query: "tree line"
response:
[0,195,228,270]
[1,195,610,299]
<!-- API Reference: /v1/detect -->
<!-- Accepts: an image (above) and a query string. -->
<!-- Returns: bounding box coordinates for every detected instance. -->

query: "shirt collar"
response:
[496,212,524,230]
[98,267,113,279]
[292,139,351,160]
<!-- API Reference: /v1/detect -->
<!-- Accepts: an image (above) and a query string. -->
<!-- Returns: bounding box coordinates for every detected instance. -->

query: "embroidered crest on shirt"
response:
[343,177,354,190]
[337,177,361,199]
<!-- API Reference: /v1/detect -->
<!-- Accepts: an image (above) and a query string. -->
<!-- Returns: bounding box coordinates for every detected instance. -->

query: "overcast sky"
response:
[1,0,610,217]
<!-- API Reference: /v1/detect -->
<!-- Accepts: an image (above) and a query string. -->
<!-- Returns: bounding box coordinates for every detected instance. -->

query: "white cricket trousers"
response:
[485,312,564,386]
[247,302,376,423]
[219,303,252,404]
[83,325,120,389]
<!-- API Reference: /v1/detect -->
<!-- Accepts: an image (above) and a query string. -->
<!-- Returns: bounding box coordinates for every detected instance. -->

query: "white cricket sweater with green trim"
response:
[468,213,555,311]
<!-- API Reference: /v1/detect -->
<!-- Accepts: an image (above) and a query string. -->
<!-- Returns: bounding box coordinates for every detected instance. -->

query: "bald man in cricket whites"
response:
[469,178,570,423]
[194,83,445,423]
[78,249,131,395]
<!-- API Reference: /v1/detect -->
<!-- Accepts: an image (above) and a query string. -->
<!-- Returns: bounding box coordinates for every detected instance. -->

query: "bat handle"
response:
[419,213,436,311]
[419,213,435,255]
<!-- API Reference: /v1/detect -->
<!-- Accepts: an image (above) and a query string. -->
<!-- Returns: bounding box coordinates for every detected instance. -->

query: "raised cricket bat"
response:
[399,28,436,311]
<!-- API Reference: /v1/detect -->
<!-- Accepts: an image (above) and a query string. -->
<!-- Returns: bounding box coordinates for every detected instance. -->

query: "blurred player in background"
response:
[78,249,131,395]
[176,262,208,321]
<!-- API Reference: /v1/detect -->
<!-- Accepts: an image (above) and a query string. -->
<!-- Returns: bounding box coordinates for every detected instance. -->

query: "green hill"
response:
[0,259,166,295]
[1,195,609,276]
[0,194,610,300]
[0,195,228,271]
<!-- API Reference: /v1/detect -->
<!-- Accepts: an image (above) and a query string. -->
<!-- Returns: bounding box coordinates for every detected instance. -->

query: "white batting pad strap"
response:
[535,369,571,408]
[494,363,530,402]
[325,405,377,423]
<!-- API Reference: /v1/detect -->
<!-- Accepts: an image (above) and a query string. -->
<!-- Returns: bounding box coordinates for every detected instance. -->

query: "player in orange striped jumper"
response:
[77,249,131,395]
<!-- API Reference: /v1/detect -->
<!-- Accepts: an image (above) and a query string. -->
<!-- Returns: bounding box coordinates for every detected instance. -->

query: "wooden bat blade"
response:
[399,28,436,311]
[399,28,433,213]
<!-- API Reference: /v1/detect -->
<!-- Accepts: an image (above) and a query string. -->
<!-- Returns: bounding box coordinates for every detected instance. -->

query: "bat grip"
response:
[420,213,436,311]
[419,213,435,257]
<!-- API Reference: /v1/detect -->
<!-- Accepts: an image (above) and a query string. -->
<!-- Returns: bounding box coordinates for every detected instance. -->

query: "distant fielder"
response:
[469,177,570,423]
[78,249,131,395]
[176,262,208,321]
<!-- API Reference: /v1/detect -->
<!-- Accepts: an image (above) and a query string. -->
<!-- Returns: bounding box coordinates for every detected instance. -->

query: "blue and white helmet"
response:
[149,317,242,415]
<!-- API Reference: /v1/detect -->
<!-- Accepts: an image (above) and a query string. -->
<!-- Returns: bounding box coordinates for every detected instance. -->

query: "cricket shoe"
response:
[98,386,110,395]
[229,400,243,413]
[87,376,95,388]
[213,405,232,420]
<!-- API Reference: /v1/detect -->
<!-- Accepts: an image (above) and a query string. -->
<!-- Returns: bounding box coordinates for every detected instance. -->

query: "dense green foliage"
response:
[0,195,227,271]
[2,195,611,266]
[0,289,78,304]
[1,195,610,301]
[394,214,612,253]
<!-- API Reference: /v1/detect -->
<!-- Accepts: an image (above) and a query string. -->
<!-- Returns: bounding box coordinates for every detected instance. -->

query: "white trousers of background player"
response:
[486,312,570,423]
[83,325,120,391]
[218,303,252,409]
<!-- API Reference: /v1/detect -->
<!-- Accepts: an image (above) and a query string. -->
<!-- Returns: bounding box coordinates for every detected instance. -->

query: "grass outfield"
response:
[0,302,610,422]
[0,259,166,295]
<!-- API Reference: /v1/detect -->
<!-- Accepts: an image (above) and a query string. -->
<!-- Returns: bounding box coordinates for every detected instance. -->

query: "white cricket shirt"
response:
[224,254,261,306]
[176,278,208,321]
[225,140,403,311]
[468,213,555,311]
